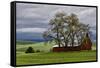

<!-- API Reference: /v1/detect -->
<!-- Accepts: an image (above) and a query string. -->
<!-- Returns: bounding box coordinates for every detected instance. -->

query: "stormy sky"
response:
[16,3,97,42]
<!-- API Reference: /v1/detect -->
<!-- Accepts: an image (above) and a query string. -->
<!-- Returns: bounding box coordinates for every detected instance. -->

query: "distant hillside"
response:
[16,40,36,45]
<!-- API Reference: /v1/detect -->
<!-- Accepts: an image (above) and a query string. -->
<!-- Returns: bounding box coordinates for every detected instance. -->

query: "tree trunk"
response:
[65,41,68,47]
[64,33,70,47]
[72,39,74,47]
[76,35,80,46]
[71,33,75,47]
[57,27,60,47]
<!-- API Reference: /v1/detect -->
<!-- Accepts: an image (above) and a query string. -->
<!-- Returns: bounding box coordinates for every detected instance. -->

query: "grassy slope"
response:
[16,41,97,65]
[16,42,54,53]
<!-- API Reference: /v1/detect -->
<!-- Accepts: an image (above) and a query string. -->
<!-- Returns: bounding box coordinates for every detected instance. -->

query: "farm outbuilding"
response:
[80,33,92,50]
[52,33,92,52]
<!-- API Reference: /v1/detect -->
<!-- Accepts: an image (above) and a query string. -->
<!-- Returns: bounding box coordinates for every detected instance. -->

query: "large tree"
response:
[43,12,90,47]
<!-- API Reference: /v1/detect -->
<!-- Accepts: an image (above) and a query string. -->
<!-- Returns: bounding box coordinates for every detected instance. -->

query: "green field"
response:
[16,41,97,65]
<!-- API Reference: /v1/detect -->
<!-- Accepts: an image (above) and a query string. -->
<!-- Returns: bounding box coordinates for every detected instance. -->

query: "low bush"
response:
[25,47,34,53]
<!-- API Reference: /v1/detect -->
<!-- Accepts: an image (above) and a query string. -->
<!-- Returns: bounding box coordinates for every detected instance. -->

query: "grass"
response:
[16,42,55,53]
[16,41,97,65]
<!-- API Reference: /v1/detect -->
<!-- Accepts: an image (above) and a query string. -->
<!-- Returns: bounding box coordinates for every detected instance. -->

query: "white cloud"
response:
[17,28,47,33]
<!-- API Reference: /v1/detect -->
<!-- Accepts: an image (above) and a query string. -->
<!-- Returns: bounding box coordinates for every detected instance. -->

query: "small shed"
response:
[80,33,92,50]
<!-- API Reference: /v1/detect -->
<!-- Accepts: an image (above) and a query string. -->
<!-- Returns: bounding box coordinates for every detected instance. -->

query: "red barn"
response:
[80,33,92,50]
[52,33,92,52]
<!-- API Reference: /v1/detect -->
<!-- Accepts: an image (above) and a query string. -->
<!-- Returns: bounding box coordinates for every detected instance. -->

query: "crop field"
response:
[16,41,97,65]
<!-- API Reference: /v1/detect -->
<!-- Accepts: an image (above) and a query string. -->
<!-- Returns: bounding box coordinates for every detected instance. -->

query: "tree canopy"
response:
[43,12,90,47]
